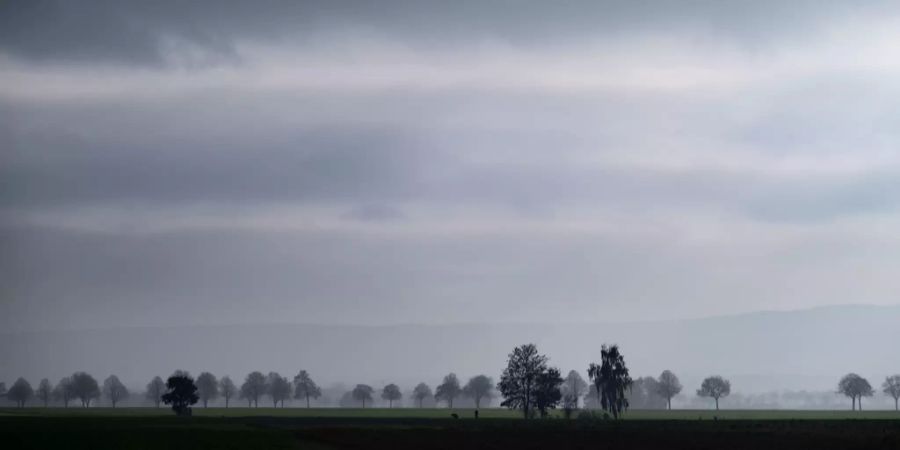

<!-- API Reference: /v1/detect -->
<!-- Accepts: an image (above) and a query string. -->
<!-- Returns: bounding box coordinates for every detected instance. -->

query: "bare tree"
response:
[435,373,461,408]
[241,371,267,408]
[53,377,74,408]
[884,375,900,411]
[412,382,432,408]
[146,376,165,408]
[463,375,494,409]
[196,372,219,408]
[103,375,129,408]
[656,370,683,410]
[351,384,374,408]
[267,372,292,407]
[381,383,402,408]
[561,370,587,409]
[293,370,321,408]
[219,376,236,408]
[697,376,730,410]
[71,372,100,407]
[7,378,34,408]
[36,379,53,407]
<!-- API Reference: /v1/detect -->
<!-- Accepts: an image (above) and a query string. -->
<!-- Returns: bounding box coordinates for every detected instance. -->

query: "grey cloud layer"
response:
[3,1,900,331]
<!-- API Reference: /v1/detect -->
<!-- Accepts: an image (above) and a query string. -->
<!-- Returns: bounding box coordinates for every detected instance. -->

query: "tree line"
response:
[2,344,899,416]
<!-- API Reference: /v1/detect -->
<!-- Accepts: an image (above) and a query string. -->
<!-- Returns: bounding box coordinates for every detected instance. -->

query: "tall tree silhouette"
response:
[36,379,53,407]
[352,384,374,408]
[838,373,874,411]
[561,370,587,409]
[103,375,129,408]
[71,372,100,407]
[7,378,33,408]
[587,344,633,419]
[656,370,683,410]
[381,383,402,408]
[498,343,559,418]
[240,371,267,408]
[53,377,73,408]
[267,372,292,407]
[884,375,900,411]
[293,370,321,408]
[196,372,219,408]
[162,370,199,416]
[145,376,165,408]
[412,382,432,408]
[219,376,237,408]
[435,373,462,408]
[463,375,494,409]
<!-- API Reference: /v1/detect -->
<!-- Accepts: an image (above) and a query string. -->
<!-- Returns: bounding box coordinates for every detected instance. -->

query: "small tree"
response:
[103,375,129,408]
[435,373,461,408]
[196,372,219,408]
[267,372,292,407]
[146,376,166,408]
[352,384,374,408]
[219,376,236,408]
[587,344,632,419]
[381,383,402,408]
[293,370,321,408]
[70,372,100,407]
[837,373,873,411]
[656,370,682,410]
[883,375,900,411]
[7,377,34,408]
[697,376,731,410]
[162,371,198,416]
[412,382,432,408]
[53,377,73,408]
[36,379,53,407]
[561,370,587,410]
[241,371,267,408]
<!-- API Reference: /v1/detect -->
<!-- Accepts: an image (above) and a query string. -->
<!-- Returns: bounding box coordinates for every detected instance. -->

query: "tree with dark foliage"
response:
[103,375,129,408]
[587,344,632,419]
[293,370,321,408]
[435,373,462,408]
[884,375,900,411]
[656,370,682,410]
[241,371,267,408]
[196,372,219,408]
[36,379,53,407]
[381,383,402,408]
[162,371,199,416]
[498,343,558,418]
[7,377,33,408]
[463,375,494,409]
[697,376,731,410]
[837,373,873,411]
[146,376,165,408]
[352,384,374,408]
[267,372,292,407]
[71,372,100,407]
[412,382,432,408]
[533,367,564,417]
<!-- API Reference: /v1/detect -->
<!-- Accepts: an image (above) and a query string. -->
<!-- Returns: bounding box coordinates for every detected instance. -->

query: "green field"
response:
[3,408,899,449]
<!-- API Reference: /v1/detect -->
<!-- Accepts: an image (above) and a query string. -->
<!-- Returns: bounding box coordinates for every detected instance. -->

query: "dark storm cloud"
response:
[2,0,895,66]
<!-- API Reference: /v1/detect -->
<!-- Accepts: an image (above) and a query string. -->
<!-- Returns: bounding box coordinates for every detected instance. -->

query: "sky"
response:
[3,0,900,332]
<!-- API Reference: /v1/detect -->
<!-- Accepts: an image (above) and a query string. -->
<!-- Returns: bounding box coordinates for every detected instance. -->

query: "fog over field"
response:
[3,1,900,410]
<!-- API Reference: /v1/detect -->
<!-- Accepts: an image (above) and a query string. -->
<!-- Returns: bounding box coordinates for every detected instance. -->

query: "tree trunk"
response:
[715,397,719,410]
[306,395,310,408]
[667,398,671,410]
[389,399,393,408]
[859,396,863,411]
[362,398,366,408]
[895,397,898,411]
[852,396,856,411]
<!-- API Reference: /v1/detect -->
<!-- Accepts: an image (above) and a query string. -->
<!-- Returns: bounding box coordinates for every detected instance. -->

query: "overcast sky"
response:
[3,0,900,332]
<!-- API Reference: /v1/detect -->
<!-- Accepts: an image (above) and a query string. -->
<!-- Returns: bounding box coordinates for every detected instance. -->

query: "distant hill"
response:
[2,304,898,396]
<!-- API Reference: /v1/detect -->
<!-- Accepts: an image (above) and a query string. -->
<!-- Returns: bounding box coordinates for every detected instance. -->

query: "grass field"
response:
[3,408,899,449]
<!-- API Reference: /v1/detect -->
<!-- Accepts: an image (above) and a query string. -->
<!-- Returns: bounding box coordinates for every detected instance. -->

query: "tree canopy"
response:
[656,370,683,410]
[381,383,402,408]
[697,376,731,410]
[240,371,267,408]
[498,343,561,418]
[71,372,100,407]
[838,373,874,411]
[884,375,900,411]
[7,377,34,408]
[102,375,129,408]
[435,373,462,408]
[351,384,374,408]
[293,370,321,408]
[412,382,432,408]
[146,376,165,408]
[162,371,199,416]
[463,375,494,409]
[587,344,633,419]
[219,376,237,408]
[267,372,292,407]
[561,370,587,409]
[36,378,53,407]
[196,372,219,408]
